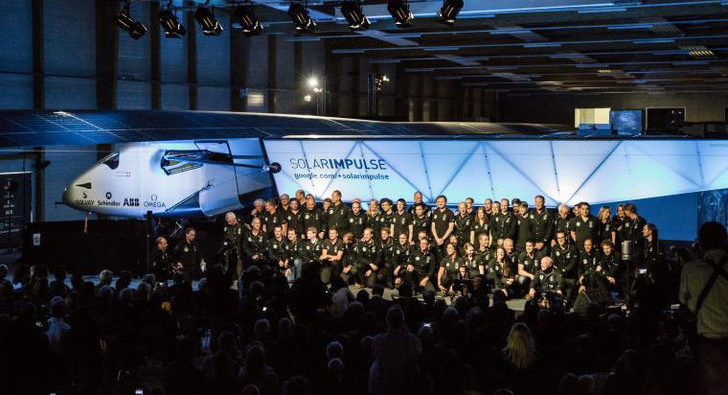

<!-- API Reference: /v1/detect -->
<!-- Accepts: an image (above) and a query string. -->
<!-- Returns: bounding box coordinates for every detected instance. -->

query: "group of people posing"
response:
[155,189,664,305]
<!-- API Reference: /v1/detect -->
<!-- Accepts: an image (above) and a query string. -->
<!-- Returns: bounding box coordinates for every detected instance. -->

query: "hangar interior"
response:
[0,0,726,229]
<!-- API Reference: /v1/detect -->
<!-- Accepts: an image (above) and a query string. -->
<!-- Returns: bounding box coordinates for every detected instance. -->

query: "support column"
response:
[231,32,250,112]
[187,11,197,110]
[32,0,44,110]
[267,35,276,113]
[95,0,119,109]
[150,2,161,110]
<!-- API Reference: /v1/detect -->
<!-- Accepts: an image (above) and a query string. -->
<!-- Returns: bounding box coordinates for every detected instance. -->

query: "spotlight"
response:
[195,5,224,36]
[437,0,464,26]
[304,94,312,102]
[341,1,370,31]
[288,3,316,32]
[232,5,263,36]
[158,8,186,38]
[307,77,319,89]
[114,4,147,40]
[387,0,413,28]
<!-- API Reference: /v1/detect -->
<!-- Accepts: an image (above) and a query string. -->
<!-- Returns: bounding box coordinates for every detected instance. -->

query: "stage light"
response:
[308,77,319,89]
[158,8,186,38]
[288,3,316,32]
[195,5,224,36]
[437,0,464,26]
[232,5,263,35]
[115,3,147,40]
[304,94,312,102]
[341,1,371,31]
[387,0,413,28]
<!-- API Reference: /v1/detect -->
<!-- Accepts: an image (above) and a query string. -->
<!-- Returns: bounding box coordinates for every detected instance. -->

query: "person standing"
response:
[173,227,204,283]
[223,211,244,278]
[431,195,456,254]
[679,222,728,395]
[153,236,174,282]
[530,195,553,256]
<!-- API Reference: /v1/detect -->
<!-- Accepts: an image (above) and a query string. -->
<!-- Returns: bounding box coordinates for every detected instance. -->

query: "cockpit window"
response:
[100,153,119,170]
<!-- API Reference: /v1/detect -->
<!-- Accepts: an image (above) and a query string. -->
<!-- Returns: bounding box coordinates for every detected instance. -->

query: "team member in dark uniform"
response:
[530,195,554,256]
[347,200,367,240]
[279,193,291,212]
[515,202,533,253]
[599,240,625,297]
[411,203,430,244]
[578,239,605,293]
[172,227,203,283]
[243,217,268,268]
[597,206,616,246]
[612,204,627,245]
[302,195,323,239]
[152,236,174,282]
[551,231,578,302]
[569,202,598,251]
[366,199,382,240]
[223,211,244,278]
[461,242,481,279]
[295,189,306,207]
[327,190,350,235]
[552,204,571,247]
[493,199,517,247]
[245,199,265,229]
[320,198,332,237]
[268,225,288,273]
[437,243,464,295]
[642,223,665,279]
[465,197,475,216]
[285,199,303,236]
[392,232,412,288]
[300,226,322,264]
[483,199,493,220]
[621,203,647,271]
[378,228,397,288]
[407,237,438,293]
[455,201,474,246]
[517,240,540,296]
[431,195,456,253]
[352,228,380,288]
[378,198,395,241]
[487,246,516,298]
[391,199,412,244]
[407,191,431,217]
[475,234,493,275]
[529,256,565,298]
[284,228,303,282]
[320,228,344,285]
[472,208,490,250]
[503,238,519,278]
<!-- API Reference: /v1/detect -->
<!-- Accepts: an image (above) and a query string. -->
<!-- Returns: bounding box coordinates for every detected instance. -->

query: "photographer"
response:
[679,222,728,392]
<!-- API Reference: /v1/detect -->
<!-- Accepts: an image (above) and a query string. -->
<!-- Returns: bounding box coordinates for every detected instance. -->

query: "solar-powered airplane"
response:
[62,139,278,218]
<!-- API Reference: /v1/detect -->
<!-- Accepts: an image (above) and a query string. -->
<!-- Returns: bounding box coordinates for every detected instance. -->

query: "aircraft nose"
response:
[62,187,72,206]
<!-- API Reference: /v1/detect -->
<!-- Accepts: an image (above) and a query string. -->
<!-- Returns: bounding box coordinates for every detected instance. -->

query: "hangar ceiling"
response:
[179,0,728,94]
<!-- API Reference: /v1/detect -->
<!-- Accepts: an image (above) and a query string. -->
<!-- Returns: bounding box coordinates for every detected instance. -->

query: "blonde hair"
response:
[503,323,536,369]
[598,206,611,222]
[475,207,489,224]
